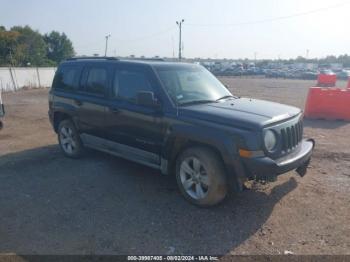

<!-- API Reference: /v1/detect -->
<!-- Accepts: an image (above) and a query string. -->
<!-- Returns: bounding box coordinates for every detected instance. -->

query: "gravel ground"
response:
[0,77,349,255]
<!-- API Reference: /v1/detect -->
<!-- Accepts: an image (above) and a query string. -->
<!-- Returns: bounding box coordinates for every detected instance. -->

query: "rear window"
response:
[53,66,80,91]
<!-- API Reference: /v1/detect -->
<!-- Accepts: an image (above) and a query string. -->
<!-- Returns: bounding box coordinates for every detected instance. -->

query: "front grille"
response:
[280,120,303,152]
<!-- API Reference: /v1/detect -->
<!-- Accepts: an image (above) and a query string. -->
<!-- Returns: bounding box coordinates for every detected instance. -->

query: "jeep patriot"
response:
[49,57,315,206]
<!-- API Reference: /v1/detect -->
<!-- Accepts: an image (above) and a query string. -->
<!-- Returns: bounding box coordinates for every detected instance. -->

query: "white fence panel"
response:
[12,68,39,88]
[0,67,57,92]
[38,67,56,87]
[0,68,15,92]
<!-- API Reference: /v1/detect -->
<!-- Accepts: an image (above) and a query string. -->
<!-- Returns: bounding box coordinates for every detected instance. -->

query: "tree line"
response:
[240,55,350,68]
[1,24,350,68]
[0,25,75,67]
[283,55,350,67]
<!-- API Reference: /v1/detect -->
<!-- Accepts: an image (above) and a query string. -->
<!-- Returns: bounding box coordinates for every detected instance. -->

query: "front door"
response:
[105,65,164,165]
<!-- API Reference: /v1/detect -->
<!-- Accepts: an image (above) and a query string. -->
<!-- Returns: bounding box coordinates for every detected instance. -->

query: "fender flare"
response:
[162,124,246,192]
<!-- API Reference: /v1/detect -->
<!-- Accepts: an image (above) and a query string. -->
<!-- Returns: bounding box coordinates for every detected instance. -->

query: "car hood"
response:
[179,97,301,130]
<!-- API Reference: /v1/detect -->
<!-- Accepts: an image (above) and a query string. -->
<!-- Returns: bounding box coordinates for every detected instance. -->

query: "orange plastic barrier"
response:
[304,87,350,121]
[317,74,336,87]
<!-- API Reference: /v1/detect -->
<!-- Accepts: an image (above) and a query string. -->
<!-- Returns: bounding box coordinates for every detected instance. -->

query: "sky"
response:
[1,0,349,59]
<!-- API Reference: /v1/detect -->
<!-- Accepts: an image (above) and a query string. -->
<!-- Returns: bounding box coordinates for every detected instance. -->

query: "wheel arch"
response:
[171,139,224,169]
[53,112,72,133]
[162,125,246,192]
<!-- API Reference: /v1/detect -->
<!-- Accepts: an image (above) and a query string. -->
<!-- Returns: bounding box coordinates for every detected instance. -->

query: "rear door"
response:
[76,64,111,138]
[50,63,83,126]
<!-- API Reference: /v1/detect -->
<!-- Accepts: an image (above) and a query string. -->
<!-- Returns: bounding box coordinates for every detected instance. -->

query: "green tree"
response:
[44,31,75,64]
[0,27,20,65]
[10,25,48,66]
[338,54,350,67]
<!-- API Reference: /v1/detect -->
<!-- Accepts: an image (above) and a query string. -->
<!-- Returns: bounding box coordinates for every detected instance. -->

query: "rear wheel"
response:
[58,119,84,158]
[176,147,228,207]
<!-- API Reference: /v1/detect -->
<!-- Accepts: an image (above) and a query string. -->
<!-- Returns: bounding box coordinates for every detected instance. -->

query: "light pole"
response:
[104,34,111,57]
[176,19,184,60]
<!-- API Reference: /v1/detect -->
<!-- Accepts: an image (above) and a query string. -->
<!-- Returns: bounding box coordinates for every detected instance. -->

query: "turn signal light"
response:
[239,149,264,158]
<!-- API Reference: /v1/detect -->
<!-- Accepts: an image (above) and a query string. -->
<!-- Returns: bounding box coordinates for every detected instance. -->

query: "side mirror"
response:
[137,91,159,108]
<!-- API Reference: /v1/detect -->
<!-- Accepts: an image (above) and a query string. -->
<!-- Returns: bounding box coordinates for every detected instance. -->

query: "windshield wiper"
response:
[178,99,216,106]
[216,95,235,101]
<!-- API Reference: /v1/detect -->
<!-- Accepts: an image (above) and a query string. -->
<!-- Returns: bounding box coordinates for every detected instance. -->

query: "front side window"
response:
[115,69,153,103]
[156,65,232,105]
[86,68,107,95]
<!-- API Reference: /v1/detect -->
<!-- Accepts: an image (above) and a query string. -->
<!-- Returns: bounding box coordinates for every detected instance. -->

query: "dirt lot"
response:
[0,77,349,255]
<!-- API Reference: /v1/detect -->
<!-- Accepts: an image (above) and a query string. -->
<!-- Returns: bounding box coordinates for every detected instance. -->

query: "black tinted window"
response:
[53,66,80,90]
[112,72,119,97]
[116,70,153,102]
[86,68,107,95]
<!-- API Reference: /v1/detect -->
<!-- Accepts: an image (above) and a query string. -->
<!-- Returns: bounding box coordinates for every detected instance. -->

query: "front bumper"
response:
[242,139,315,178]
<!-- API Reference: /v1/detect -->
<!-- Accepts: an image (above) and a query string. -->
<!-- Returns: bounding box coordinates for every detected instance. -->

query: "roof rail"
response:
[66,56,118,61]
[126,58,165,62]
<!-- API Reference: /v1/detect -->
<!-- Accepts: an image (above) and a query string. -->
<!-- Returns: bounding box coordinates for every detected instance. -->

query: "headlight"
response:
[264,130,277,152]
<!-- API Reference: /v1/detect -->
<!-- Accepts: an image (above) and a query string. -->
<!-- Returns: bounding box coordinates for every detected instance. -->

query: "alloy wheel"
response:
[179,157,209,200]
[59,126,77,155]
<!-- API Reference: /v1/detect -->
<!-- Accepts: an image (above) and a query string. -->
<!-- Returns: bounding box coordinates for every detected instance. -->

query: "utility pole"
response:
[176,19,185,60]
[171,36,175,59]
[104,34,111,57]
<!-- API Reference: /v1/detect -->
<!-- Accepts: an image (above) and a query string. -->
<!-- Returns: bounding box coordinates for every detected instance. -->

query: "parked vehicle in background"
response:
[49,57,315,207]
[337,69,350,80]
[0,91,4,130]
[319,69,335,75]
[195,59,350,81]
[301,70,319,80]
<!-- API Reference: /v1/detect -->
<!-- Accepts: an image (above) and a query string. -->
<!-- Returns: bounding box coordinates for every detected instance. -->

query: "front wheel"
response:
[176,147,228,207]
[58,119,84,158]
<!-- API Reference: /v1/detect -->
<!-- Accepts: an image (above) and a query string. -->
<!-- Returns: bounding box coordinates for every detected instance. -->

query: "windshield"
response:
[156,65,232,105]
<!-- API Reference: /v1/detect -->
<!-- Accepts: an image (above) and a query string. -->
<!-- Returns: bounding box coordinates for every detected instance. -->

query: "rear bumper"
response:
[242,139,315,178]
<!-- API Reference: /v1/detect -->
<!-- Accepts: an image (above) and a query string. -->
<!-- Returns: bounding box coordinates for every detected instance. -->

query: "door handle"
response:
[109,107,120,113]
[74,99,83,106]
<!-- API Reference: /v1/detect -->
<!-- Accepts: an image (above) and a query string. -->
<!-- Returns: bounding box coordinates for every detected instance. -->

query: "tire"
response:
[176,147,228,207]
[57,119,84,158]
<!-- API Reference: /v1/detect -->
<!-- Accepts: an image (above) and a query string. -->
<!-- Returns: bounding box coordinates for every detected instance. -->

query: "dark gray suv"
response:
[49,57,315,207]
